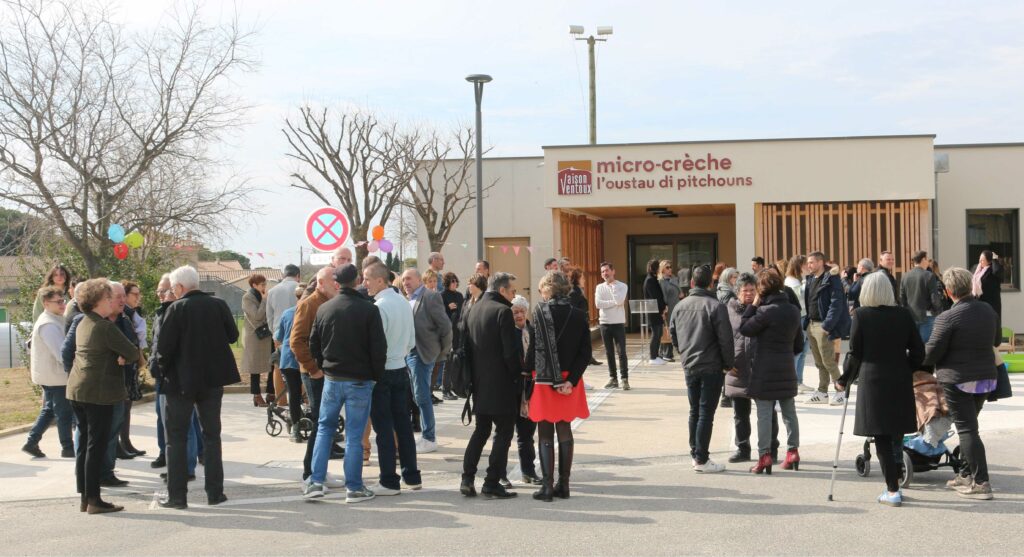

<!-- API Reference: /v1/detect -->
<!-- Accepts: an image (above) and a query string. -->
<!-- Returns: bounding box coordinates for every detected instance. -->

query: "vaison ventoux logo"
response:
[557,160,593,195]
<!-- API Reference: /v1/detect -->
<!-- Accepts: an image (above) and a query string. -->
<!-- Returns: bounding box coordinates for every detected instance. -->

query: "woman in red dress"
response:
[527,271,592,502]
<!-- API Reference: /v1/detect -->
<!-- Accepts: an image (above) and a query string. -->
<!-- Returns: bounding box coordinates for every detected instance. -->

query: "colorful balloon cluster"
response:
[367,225,394,253]
[107,224,144,260]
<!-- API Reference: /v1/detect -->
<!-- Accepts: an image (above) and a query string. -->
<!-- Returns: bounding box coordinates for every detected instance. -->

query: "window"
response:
[967,209,1019,290]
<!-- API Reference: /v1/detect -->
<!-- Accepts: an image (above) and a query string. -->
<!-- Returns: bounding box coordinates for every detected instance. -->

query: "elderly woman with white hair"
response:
[922,267,1000,501]
[500,295,540,487]
[836,272,924,507]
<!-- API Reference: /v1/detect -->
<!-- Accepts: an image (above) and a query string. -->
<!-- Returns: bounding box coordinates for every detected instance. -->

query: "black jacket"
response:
[526,301,592,387]
[148,301,173,389]
[923,296,999,385]
[900,267,944,323]
[643,273,667,314]
[724,299,756,399]
[975,261,1003,324]
[569,285,590,318]
[879,267,900,304]
[739,292,803,400]
[669,288,735,376]
[310,287,386,382]
[464,291,521,416]
[838,306,924,436]
[156,290,241,396]
[803,267,851,339]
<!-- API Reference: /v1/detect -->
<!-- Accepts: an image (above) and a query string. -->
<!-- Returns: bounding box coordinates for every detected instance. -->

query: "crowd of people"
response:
[19,243,1006,512]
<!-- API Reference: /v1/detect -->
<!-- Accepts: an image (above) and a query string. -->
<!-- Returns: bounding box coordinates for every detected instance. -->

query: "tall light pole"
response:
[570,25,613,144]
[466,73,492,262]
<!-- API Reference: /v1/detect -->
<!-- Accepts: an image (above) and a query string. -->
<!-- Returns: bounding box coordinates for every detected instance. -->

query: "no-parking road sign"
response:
[305,207,350,252]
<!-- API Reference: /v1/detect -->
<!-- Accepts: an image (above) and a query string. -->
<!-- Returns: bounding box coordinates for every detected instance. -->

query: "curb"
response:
[0,385,252,440]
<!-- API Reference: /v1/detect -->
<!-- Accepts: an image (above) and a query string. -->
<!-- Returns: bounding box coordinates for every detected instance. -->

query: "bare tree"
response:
[0,0,257,276]
[283,106,424,263]
[407,126,497,253]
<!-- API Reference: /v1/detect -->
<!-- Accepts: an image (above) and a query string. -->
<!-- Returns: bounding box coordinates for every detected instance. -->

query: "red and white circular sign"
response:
[305,207,350,251]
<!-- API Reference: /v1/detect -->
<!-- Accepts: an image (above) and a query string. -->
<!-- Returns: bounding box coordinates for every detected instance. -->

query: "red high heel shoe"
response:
[750,453,773,475]
[782,449,800,471]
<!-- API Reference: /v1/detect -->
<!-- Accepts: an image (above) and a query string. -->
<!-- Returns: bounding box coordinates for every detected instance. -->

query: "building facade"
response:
[417,135,1022,332]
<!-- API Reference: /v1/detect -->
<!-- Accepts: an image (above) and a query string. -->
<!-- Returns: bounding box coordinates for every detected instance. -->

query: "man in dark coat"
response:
[460,272,520,499]
[643,259,668,365]
[802,251,851,405]
[155,265,241,509]
[901,250,945,343]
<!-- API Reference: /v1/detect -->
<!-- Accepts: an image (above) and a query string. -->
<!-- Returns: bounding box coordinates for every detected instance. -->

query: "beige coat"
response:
[241,289,272,374]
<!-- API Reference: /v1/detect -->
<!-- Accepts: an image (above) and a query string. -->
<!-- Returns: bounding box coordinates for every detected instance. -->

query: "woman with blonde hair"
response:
[658,260,681,362]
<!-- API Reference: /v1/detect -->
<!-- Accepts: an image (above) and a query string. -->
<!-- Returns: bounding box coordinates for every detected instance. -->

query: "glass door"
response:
[627,234,718,331]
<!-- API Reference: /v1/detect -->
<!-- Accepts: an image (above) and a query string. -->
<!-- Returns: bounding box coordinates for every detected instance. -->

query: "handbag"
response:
[659,321,672,344]
[988,363,1013,402]
[254,323,272,340]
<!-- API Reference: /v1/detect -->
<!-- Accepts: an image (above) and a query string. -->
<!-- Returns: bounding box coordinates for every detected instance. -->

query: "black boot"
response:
[728,444,752,463]
[553,440,574,499]
[533,441,555,502]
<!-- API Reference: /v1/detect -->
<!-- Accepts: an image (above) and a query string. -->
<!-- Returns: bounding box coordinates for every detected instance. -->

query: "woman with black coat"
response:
[972,250,1002,326]
[836,272,925,507]
[440,272,465,400]
[739,271,804,475]
[526,271,592,502]
[643,259,668,365]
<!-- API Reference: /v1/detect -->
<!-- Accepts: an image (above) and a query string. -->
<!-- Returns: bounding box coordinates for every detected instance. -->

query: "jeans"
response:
[755,398,799,455]
[600,323,628,379]
[917,316,935,344]
[71,402,113,499]
[794,331,809,385]
[311,379,375,491]
[371,368,421,490]
[26,385,74,451]
[280,368,304,425]
[102,401,125,481]
[685,371,724,464]
[462,414,515,487]
[164,387,225,502]
[301,375,324,480]
[943,384,989,483]
[648,314,664,360]
[731,397,778,453]
[808,322,840,393]
[406,350,436,442]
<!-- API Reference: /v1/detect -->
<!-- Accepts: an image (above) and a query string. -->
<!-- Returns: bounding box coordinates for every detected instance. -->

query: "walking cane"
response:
[827,385,852,502]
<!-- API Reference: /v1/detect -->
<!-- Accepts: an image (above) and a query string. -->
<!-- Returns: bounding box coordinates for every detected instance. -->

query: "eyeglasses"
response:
[157,289,171,296]
[46,298,67,305]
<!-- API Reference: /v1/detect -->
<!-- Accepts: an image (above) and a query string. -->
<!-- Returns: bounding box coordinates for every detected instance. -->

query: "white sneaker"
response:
[324,475,345,489]
[372,483,401,496]
[416,438,438,454]
[797,383,815,393]
[805,391,829,404]
[650,357,667,366]
[830,392,847,406]
[403,480,423,491]
[694,459,726,473]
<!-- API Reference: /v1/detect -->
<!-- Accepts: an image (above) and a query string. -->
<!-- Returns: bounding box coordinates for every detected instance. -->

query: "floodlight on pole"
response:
[466,74,492,262]
[570,25,613,144]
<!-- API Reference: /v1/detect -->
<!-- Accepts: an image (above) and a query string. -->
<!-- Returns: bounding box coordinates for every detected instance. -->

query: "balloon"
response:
[368,240,380,252]
[379,239,394,253]
[113,243,129,260]
[107,224,125,243]
[371,225,385,241]
[124,231,144,248]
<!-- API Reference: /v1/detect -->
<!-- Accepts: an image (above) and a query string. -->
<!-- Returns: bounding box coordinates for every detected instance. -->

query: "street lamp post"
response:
[570,25,613,144]
[466,74,492,262]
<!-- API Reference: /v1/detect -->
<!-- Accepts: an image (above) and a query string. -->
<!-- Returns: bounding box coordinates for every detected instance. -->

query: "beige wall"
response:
[935,144,1024,332]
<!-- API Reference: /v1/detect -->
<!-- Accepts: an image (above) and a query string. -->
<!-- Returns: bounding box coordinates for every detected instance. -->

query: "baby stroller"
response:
[855,372,963,488]
[266,399,344,442]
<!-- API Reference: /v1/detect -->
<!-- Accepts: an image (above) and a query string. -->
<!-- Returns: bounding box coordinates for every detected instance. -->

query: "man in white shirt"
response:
[363,262,422,494]
[594,261,630,390]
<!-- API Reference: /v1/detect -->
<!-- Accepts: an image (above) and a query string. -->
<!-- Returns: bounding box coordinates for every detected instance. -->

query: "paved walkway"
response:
[1,337,1023,555]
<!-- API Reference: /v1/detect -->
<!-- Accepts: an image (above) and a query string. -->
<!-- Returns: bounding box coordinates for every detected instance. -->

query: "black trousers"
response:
[514,415,537,476]
[732,397,778,452]
[302,376,325,479]
[462,413,515,487]
[250,373,275,396]
[71,401,113,499]
[874,435,903,493]
[600,324,628,379]
[943,384,989,483]
[164,387,225,503]
[648,314,664,359]
[280,368,304,425]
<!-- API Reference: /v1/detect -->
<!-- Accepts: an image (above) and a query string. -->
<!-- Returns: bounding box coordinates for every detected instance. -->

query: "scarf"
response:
[249,287,263,303]
[532,296,572,386]
[972,265,986,297]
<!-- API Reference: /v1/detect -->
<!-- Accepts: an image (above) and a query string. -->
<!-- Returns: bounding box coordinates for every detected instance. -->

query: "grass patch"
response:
[0,368,42,431]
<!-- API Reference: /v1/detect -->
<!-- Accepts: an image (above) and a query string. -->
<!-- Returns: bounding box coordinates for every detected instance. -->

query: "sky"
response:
[112,0,1024,269]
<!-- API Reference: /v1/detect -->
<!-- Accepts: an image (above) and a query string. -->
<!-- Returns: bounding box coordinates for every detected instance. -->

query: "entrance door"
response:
[627,234,718,331]
[486,237,533,303]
